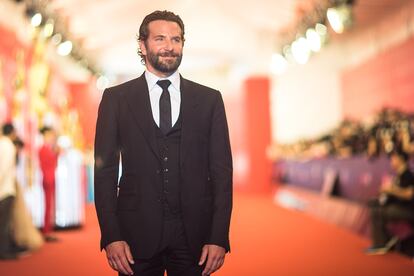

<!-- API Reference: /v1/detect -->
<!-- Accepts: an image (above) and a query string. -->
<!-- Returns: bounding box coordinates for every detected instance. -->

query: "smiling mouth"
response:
[160,55,176,59]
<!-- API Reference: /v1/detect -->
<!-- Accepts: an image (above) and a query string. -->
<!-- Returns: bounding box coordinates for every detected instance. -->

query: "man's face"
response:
[140,20,183,76]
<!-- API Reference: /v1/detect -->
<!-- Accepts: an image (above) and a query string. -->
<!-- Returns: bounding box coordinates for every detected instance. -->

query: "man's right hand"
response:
[105,241,135,275]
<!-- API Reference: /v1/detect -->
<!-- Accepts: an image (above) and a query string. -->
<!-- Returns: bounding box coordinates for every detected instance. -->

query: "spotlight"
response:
[57,41,73,56]
[291,37,311,65]
[42,19,55,38]
[51,33,62,45]
[315,23,327,36]
[305,29,321,52]
[282,45,295,64]
[270,53,288,75]
[31,13,42,27]
[327,4,353,34]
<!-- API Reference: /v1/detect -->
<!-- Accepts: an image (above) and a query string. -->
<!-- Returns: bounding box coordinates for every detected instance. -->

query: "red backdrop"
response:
[342,35,414,120]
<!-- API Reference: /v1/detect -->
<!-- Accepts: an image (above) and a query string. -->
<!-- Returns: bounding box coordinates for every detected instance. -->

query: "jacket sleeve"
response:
[207,92,233,252]
[94,88,122,250]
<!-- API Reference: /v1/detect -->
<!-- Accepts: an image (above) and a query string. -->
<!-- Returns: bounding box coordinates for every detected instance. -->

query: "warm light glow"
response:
[327,5,353,34]
[57,41,73,56]
[291,37,310,64]
[31,13,42,27]
[315,23,328,46]
[327,8,344,33]
[283,45,295,64]
[306,29,321,52]
[52,33,62,45]
[270,53,288,75]
[315,23,327,36]
[43,19,54,38]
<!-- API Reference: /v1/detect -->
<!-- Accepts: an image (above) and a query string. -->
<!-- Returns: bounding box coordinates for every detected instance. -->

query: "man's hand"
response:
[198,244,226,276]
[105,241,134,275]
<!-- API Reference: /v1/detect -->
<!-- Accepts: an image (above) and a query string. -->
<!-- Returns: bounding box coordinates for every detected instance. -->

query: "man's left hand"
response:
[198,244,226,276]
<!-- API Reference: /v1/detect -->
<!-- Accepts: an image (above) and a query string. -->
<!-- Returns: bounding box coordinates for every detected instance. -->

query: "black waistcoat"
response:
[154,114,183,216]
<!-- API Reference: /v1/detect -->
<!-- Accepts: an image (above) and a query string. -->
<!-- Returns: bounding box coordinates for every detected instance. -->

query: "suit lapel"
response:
[123,73,160,159]
[179,76,199,167]
[122,74,198,163]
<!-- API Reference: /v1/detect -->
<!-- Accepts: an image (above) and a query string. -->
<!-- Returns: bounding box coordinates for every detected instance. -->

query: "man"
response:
[94,10,232,276]
[0,123,18,259]
[366,149,414,255]
[39,126,59,242]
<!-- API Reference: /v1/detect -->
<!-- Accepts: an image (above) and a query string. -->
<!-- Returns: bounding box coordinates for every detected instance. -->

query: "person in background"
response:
[11,137,44,254]
[0,123,18,259]
[39,126,59,242]
[366,149,414,255]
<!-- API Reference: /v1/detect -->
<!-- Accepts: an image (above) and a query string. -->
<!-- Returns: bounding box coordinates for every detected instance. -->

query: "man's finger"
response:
[208,256,221,275]
[124,244,135,265]
[114,255,131,275]
[198,246,208,265]
[202,254,215,276]
[210,256,224,274]
[119,253,134,275]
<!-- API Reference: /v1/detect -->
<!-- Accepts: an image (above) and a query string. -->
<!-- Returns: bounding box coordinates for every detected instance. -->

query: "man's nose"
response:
[164,40,173,51]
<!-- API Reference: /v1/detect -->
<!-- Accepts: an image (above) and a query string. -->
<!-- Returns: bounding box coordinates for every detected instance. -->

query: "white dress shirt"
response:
[0,136,16,201]
[145,70,181,127]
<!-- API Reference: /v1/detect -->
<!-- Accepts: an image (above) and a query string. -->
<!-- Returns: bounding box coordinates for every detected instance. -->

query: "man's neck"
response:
[146,67,175,79]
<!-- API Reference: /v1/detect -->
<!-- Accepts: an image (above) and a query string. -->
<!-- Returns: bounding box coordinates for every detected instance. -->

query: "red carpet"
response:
[0,193,413,275]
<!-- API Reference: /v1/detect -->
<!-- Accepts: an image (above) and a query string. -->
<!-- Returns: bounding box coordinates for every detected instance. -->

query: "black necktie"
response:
[157,79,172,135]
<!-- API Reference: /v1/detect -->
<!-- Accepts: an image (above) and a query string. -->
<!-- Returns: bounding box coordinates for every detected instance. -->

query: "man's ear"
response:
[139,40,147,56]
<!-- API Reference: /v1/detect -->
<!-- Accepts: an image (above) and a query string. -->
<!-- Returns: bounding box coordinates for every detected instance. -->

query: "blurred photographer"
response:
[366,150,414,255]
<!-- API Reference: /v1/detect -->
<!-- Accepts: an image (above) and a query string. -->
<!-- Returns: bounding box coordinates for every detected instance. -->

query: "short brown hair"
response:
[137,10,185,64]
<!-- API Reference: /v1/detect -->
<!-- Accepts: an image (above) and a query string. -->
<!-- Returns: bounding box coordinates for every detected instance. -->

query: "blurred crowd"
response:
[0,123,60,260]
[270,108,414,161]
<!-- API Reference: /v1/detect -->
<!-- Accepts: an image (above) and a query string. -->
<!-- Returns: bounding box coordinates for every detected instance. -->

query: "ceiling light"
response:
[57,41,73,56]
[291,37,311,65]
[43,19,54,38]
[306,29,321,52]
[51,33,62,45]
[327,4,353,34]
[31,13,42,27]
[315,23,327,36]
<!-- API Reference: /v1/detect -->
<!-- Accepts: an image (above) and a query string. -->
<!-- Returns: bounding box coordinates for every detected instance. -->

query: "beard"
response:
[146,49,183,74]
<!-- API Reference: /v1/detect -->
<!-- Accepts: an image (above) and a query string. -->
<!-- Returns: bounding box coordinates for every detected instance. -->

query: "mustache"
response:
[158,51,181,57]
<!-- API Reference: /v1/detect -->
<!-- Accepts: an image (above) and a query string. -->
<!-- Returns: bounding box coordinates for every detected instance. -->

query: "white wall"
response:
[271,46,345,143]
[270,1,414,144]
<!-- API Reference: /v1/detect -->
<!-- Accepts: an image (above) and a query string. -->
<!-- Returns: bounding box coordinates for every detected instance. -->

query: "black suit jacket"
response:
[94,73,232,259]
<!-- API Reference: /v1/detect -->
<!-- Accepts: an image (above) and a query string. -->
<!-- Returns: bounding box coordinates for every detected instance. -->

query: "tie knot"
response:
[157,79,171,91]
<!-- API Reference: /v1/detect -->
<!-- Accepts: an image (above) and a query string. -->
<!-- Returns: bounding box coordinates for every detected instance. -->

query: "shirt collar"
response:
[145,70,180,92]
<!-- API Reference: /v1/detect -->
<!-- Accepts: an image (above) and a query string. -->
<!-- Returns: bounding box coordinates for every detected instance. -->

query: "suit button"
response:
[164,168,169,172]
[164,179,169,183]
[163,157,168,162]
